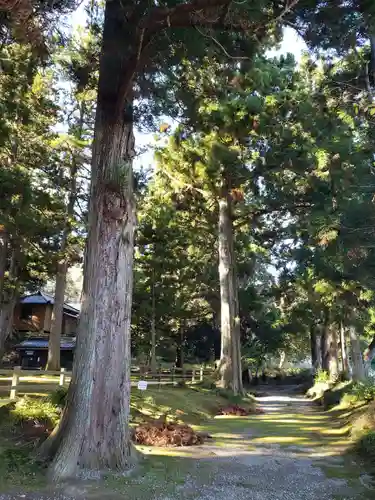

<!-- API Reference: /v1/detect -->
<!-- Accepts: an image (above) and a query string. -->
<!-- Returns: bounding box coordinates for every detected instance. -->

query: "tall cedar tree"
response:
[44,0,303,479]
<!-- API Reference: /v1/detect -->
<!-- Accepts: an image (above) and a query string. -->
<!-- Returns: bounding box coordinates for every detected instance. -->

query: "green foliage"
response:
[1,447,35,473]
[0,445,45,488]
[355,430,375,462]
[350,382,375,404]
[48,387,68,408]
[11,397,61,427]
[314,370,330,384]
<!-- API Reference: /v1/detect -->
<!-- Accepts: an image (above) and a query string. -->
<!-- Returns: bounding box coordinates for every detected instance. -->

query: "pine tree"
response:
[46,29,96,370]
[0,43,65,359]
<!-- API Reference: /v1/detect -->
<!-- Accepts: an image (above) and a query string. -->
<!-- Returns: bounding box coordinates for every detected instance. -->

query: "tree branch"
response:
[233,203,313,229]
[194,25,250,60]
[119,0,301,104]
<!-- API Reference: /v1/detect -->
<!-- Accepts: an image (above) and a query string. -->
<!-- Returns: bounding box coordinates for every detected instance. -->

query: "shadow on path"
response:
[1,386,374,499]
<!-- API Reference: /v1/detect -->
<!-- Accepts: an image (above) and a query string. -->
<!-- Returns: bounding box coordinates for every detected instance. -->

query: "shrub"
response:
[351,400,375,440]
[11,397,61,427]
[322,382,352,410]
[314,369,330,384]
[340,392,358,408]
[355,430,375,461]
[350,381,375,403]
[48,387,68,408]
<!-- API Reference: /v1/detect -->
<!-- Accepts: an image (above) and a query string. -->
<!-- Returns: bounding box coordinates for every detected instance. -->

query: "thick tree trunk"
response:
[217,187,243,394]
[45,0,136,480]
[350,326,366,382]
[150,273,157,373]
[340,321,349,375]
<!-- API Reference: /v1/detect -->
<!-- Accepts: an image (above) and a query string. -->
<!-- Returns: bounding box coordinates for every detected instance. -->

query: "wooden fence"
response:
[0,365,212,401]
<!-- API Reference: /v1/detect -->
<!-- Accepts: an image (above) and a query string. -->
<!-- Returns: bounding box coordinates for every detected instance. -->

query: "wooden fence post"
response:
[59,367,66,387]
[10,366,20,400]
[171,366,175,385]
[191,369,195,383]
[200,365,204,382]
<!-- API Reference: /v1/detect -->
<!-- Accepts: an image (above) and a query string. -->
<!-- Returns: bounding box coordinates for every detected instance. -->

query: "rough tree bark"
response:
[44,0,137,479]
[217,185,243,394]
[47,113,81,371]
[349,326,366,382]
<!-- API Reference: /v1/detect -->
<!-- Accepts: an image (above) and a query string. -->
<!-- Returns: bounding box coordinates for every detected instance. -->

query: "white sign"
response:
[137,380,148,391]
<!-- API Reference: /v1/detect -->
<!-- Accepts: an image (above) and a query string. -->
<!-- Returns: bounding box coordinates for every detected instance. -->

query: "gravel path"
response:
[162,392,373,500]
[1,390,374,499]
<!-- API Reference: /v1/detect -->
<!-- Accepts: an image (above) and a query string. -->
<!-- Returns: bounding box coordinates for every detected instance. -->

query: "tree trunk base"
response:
[40,426,139,481]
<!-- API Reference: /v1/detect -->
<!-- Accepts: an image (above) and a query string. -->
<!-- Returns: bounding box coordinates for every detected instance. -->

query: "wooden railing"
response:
[0,365,212,400]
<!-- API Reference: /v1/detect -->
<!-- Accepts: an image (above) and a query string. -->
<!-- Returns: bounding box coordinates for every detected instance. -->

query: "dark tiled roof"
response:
[16,337,76,350]
[20,291,80,316]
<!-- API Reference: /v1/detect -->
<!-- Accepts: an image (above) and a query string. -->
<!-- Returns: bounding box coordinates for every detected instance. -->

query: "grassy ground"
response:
[0,385,254,492]
[0,386,373,499]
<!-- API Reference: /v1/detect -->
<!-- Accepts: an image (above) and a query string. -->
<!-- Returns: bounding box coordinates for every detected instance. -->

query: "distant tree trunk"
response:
[230,229,243,395]
[340,321,349,375]
[0,294,17,362]
[366,336,375,359]
[350,326,366,382]
[321,319,339,380]
[0,231,8,299]
[279,350,286,370]
[310,327,321,374]
[217,184,243,395]
[46,252,68,371]
[47,110,80,371]
[0,246,18,361]
[44,0,136,479]
[321,322,327,371]
[175,321,184,370]
[150,271,157,373]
